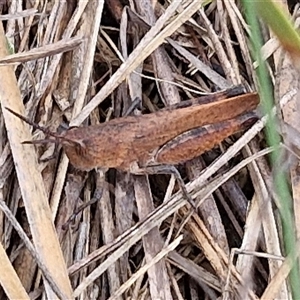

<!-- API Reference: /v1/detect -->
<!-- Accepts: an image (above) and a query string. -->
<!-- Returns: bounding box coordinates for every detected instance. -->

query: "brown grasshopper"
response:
[6,87,259,207]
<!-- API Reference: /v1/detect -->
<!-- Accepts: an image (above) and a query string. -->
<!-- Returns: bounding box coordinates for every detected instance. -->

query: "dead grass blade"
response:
[0,22,73,299]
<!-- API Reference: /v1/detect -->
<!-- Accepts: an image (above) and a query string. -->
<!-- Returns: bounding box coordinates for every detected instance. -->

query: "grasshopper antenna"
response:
[5,107,80,146]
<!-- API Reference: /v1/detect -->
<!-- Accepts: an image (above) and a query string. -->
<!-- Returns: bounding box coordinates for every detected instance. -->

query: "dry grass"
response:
[0,1,297,299]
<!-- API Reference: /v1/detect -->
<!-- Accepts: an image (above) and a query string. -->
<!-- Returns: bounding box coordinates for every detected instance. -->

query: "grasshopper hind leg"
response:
[130,163,196,209]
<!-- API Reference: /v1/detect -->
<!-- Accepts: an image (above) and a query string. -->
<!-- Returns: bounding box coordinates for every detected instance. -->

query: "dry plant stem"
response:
[0,241,29,300]
[168,251,221,293]
[167,38,230,89]
[223,0,254,84]
[229,197,261,299]
[107,235,183,300]
[217,1,241,83]
[261,239,300,299]
[199,8,237,83]
[0,36,84,65]
[114,170,135,284]
[62,189,103,229]
[167,262,186,300]
[98,170,122,297]
[133,175,172,299]
[0,8,38,21]
[0,199,68,300]
[18,3,40,52]
[186,158,229,254]
[0,22,73,300]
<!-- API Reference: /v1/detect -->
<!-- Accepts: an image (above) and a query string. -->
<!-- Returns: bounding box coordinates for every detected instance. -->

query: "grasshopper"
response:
[6,86,259,207]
